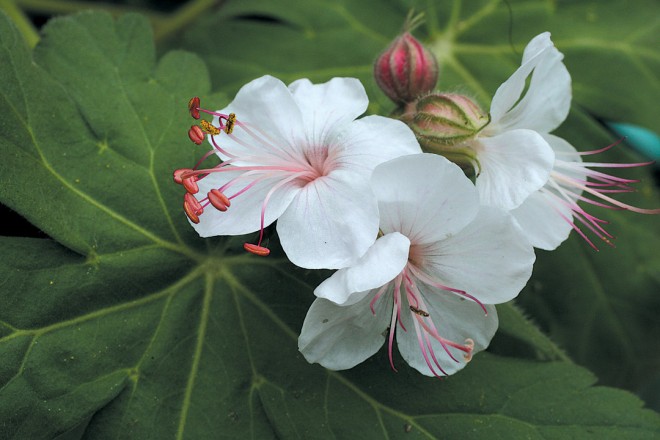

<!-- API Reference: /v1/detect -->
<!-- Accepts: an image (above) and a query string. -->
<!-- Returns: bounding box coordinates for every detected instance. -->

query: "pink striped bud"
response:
[374,32,439,104]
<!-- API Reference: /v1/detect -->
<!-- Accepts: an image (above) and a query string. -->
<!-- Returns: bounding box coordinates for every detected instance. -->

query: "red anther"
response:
[183,199,200,224]
[173,168,192,185]
[182,176,199,194]
[184,192,203,215]
[188,97,200,119]
[208,189,231,212]
[243,243,270,256]
[188,125,205,145]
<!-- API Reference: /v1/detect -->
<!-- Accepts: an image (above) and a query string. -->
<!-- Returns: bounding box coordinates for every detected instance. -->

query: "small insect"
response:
[224,113,236,134]
[409,305,429,317]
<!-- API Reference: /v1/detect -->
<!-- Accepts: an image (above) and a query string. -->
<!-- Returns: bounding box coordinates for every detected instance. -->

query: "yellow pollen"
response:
[200,119,220,135]
[224,113,236,134]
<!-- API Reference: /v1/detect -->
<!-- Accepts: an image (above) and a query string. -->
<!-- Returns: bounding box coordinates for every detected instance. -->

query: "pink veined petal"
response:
[420,206,536,304]
[288,77,369,147]
[489,32,571,133]
[475,129,555,210]
[371,154,479,245]
[212,75,307,160]
[333,115,422,173]
[298,294,393,371]
[277,170,380,269]
[192,171,300,237]
[511,190,574,250]
[314,232,410,305]
[397,292,498,377]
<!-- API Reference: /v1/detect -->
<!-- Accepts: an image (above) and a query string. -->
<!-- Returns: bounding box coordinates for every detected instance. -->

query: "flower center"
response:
[300,147,331,182]
[369,257,486,377]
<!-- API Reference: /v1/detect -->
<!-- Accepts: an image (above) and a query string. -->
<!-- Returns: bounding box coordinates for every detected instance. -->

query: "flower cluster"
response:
[173,32,657,377]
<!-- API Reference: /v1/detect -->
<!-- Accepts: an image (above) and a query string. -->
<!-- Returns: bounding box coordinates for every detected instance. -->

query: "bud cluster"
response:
[374,23,490,175]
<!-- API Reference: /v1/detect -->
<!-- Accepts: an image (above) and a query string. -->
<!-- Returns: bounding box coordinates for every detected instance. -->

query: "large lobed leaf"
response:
[0,5,658,440]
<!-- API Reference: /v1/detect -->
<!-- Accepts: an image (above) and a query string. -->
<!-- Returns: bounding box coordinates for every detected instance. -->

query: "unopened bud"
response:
[402,93,489,173]
[374,32,438,104]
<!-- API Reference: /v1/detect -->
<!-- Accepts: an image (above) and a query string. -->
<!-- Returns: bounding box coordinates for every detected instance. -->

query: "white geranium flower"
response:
[176,75,421,269]
[511,137,660,250]
[474,32,569,212]
[298,154,535,377]
[476,33,659,250]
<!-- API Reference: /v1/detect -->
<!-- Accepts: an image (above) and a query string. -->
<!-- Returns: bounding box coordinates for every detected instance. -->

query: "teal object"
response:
[608,122,660,166]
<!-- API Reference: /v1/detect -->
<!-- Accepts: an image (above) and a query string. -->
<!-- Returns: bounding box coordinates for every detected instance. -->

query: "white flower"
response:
[472,33,659,250]
[511,138,660,250]
[298,154,535,377]
[473,32,570,212]
[177,75,421,269]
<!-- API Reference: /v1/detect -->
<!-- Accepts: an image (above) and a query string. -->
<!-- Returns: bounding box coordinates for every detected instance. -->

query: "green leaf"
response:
[0,5,659,440]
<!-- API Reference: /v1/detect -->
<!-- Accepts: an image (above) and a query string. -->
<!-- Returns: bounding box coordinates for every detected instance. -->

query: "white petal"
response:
[476,129,555,210]
[298,293,392,371]
[544,133,585,184]
[544,133,580,158]
[333,115,422,173]
[511,190,573,250]
[277,170,380,269]
[419,206,535,304]
[314,232,410,305]
[371,154,479,245]
[211,75,307,161]
[509,134,583,250]
[397,292,498,377]
[489,33,571,133]
[192,171,300,237]
[288,78,368,147]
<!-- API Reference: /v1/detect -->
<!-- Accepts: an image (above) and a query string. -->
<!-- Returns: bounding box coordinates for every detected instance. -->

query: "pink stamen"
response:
[393,275,406,332]
[210,135,238,159]
[424,331,448,377]
[412,317,442,378]
[568,138,624,156]
[369,284,389,315]
[545,182,615,245]
[253,172,305,247]
[553,173,660,215]
[387,274,402,372]
[543,190,600,250]
[407,265,487,315]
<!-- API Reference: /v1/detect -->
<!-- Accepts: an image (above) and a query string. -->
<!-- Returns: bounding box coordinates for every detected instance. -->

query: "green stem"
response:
[153,0,224,42]
[0,0,39,47]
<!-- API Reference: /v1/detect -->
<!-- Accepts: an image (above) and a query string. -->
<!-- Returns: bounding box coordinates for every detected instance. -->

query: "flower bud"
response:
[402,93,489,173]
[374,32,438,104]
